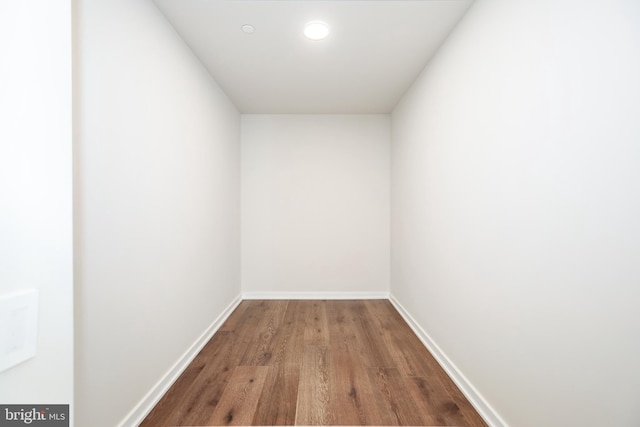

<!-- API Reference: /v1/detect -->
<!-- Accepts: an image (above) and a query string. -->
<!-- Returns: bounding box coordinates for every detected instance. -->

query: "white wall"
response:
[0,0,73,410]
[242,115,390,296]
[391,0,640,426]
[75,0,240,425]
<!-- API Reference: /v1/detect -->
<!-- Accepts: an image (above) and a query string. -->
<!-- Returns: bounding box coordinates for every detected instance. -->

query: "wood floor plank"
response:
[295,345,334,426]
[239,300,289,366]
[363,300,420,375]
[163,330,250,426]
[350,301,397,368]
[139,331,229,427]
[436,372,489,426]
[218,301,250,332]
[251,363,299,425]
[141,300,488,426]
[143,302,271,426]
[367,367,432,426]
[303,300,330,345]
[326,301,384,425]
[366,300,487,426]
[406,375,472,426]
[207,365,270,426]
[251,301,304,425]
[275,300,306,367]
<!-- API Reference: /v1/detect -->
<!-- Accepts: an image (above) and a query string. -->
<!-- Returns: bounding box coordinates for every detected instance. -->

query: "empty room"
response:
[2,0,640,426]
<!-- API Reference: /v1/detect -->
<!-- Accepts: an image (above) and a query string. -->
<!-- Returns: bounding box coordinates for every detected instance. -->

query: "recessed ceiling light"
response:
[304,21,329,41]
[241,24,255,34]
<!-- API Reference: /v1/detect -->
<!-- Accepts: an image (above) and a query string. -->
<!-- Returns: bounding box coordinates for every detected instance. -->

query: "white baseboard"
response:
[389,294,507,427]
[117,293,242,427]
[242,291,390,300]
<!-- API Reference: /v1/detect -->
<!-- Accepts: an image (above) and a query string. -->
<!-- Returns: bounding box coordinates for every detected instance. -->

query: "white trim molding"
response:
[242,291,390,300]
[389,294,508,427]
[117,293,243,427]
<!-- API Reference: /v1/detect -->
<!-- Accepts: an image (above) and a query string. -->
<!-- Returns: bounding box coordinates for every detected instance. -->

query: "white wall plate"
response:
[0,290,39,373]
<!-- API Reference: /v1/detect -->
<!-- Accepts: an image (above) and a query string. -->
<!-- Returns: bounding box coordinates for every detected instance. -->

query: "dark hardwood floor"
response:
[141,300,487,426]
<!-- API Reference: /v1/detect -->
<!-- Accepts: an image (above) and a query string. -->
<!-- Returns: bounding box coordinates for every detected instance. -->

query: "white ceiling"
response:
[152,0,473,114]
